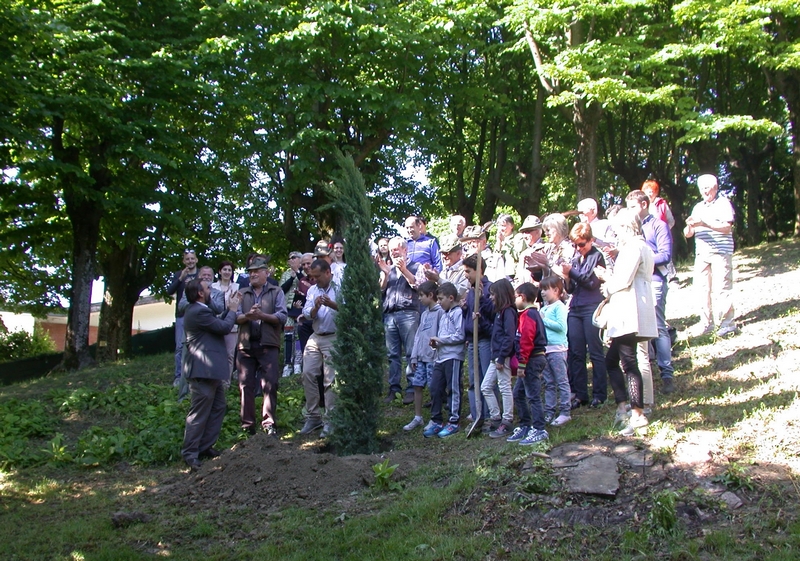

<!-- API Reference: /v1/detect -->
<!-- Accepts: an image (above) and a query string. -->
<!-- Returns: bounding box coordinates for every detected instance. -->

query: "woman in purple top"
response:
[555,222,607,410]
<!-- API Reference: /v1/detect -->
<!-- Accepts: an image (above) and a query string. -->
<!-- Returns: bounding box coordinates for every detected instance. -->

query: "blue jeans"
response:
[543,350,571,417]
[652,279,674,380]
[514,354,547,430]
[174,317,185,380]
[567,305,608,402]
[466,338,492,419]
[384,309,419,395]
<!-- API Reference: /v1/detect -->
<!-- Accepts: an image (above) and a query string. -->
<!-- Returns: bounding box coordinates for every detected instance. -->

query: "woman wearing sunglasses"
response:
[555,222,608,412]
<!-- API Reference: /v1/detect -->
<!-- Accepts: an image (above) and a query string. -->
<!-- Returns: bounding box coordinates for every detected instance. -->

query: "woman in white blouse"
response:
[594,208,657,436]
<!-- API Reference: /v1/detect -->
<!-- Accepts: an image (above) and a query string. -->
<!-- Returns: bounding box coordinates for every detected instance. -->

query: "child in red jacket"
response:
[506,282,549,446]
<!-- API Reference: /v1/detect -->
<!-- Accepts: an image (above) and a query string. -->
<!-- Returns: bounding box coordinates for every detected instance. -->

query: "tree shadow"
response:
[673,342,783,380]
[668,387,797,434]
[736,239,800,279]
[736,298,800,327]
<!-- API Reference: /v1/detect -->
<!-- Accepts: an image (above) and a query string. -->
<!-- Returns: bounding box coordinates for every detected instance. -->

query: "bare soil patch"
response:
[156,434,437,512]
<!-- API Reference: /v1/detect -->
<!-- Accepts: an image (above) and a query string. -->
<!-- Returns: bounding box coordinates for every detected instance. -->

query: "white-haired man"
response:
[684,174,736,337]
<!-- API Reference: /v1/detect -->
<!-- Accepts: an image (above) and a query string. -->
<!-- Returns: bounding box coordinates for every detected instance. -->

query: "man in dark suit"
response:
[181,278,240,471]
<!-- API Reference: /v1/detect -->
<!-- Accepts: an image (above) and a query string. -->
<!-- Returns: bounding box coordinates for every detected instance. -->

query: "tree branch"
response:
[524,23,556,95]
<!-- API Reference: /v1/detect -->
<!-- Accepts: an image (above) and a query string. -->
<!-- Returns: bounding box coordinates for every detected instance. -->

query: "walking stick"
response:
[466,222,492,438]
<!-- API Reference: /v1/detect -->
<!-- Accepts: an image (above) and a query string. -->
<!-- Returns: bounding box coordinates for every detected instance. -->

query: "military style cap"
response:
[247,257,271,270]
[440,234,463,254]
[459,225,486,241]
[519,215,543,232]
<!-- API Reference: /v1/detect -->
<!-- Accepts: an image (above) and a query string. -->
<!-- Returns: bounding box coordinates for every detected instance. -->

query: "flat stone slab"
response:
[551,442,609,464]
[621,450,654,468]
[562,454,620,497]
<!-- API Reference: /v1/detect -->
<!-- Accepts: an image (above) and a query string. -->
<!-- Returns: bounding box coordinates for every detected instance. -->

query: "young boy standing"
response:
[507,282,549,445]
[405,281,443,431]
[423,283,466,438]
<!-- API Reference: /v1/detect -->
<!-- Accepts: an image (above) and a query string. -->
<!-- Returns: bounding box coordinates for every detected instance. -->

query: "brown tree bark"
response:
[573,98,601,203]
[52,116,106,370]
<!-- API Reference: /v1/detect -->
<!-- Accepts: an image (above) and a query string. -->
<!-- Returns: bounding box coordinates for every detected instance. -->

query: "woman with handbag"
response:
[555,222,608,410]
[594,208,658,436]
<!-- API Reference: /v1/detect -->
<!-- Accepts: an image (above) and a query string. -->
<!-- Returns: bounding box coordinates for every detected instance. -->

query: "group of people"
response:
[172,173,737,470]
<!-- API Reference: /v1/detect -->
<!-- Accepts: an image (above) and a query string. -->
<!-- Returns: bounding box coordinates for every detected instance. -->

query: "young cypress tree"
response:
[326,150,385,455]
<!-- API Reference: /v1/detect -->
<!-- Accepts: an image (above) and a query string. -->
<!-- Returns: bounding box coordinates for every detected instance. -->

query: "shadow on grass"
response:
[736,239,800,279]
[667,387,798,432]
[674,342,783,380]
[737,298,800,326]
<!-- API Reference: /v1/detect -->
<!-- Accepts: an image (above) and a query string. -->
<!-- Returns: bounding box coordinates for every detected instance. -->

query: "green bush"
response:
[0,326,55,363]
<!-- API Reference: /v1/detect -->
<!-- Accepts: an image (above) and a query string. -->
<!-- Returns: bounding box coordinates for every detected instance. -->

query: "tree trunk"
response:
[667,145,691,261]
[467,118,488,222]
[762,148,780,241]
[776,71,800,237]
[480,117,506,225]
[97,244,142,361]
[63,197,102,370]
[516,83,545,216]
[573,98,601,203]
[52,116,105,370]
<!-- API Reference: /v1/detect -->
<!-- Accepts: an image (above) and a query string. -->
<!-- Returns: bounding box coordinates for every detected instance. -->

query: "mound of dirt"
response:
[155,434,435,512]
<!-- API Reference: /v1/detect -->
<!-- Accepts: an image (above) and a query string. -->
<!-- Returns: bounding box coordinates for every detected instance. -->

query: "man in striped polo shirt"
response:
[684,174,737,337]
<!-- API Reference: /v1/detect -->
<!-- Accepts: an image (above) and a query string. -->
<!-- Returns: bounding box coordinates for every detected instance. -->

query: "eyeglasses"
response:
[289,256,300,260]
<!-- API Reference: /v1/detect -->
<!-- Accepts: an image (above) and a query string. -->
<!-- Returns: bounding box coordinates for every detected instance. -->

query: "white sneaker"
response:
[716,324,737,338]
[282,365,293,377]
[403,417,424,431]
[293,364,302,375]
[550,414,572,427]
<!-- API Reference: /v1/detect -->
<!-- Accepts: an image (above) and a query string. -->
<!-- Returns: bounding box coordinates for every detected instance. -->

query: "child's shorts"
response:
[410,362,434,388]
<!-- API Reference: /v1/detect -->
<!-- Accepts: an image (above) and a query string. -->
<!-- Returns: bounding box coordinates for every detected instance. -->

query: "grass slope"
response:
[1,239,799,560]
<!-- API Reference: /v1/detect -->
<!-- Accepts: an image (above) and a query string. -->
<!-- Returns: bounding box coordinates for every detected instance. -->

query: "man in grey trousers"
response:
[180,278,240,471]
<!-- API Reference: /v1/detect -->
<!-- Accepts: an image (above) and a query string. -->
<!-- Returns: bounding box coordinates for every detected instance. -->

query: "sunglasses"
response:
[574,240,589,248]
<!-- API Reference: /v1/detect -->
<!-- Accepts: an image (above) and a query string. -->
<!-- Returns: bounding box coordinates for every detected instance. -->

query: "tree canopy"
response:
[1,0,797,366]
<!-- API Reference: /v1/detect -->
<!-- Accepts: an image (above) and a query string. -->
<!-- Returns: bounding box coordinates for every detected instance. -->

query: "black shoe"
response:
[570,397,588,410]
[198,448,220,459]
[186,459,202,472]
[590,399,604,409]
[383,393,398,404]
[402,393,414,405]
[243,425,256,435]
[662,378,676,394]
[263,424,277,438]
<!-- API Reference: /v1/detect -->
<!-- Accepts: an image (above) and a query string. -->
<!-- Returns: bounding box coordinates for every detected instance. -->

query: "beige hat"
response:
[519,215,543,232]
[459,225,486,241]
[439,234,462,254]
[314,240,332,257]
